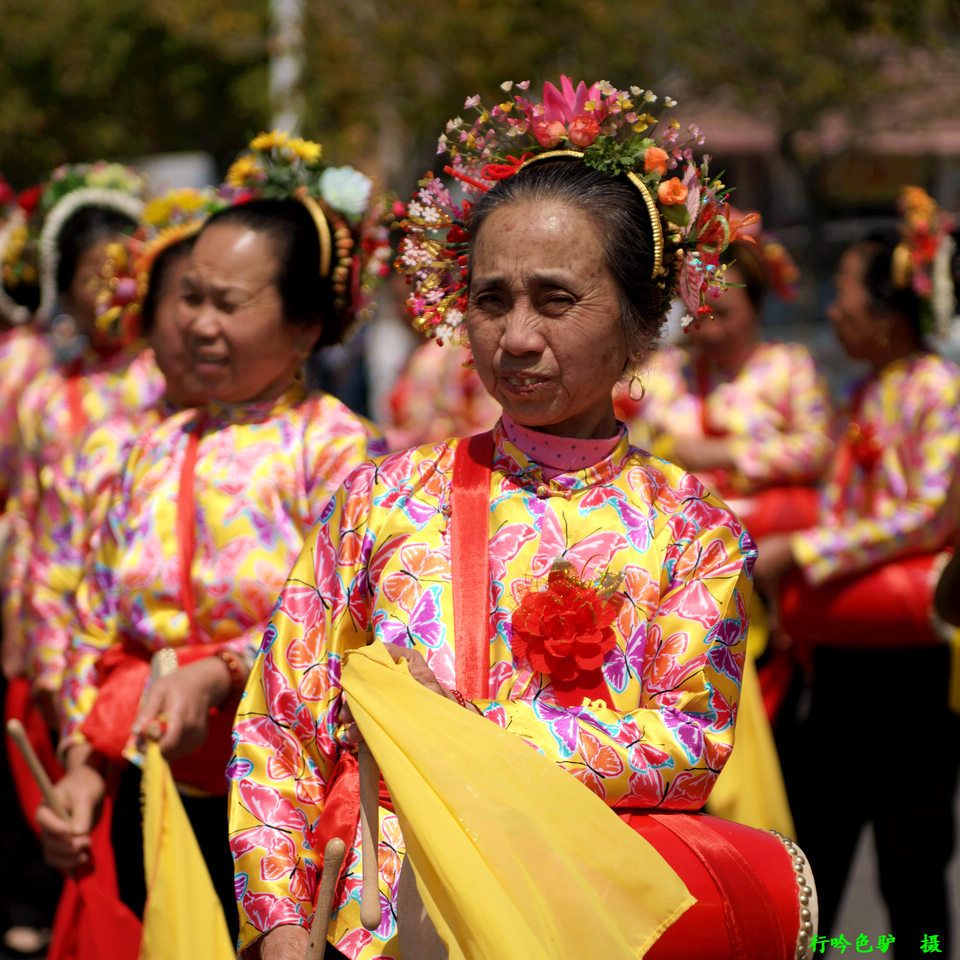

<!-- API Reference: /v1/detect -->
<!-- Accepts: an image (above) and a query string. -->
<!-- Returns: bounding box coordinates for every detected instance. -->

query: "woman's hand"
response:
[35,745,106,874]
[339,644,480,741]
[252,923,308,960]
[132,657,232,760]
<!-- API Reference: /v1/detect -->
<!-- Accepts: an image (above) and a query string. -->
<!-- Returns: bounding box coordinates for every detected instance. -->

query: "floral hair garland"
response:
[94,187,227,346]
[892,186,956,335]
[221,131,392,331]
[396,77,756,343]
[35,162,147,323]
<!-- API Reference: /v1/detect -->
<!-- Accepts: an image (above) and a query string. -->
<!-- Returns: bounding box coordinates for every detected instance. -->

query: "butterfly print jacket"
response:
[58,382,384,758]
[229,419,756,960]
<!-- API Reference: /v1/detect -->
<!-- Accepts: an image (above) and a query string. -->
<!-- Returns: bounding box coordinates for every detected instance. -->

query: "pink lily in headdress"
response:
[542,77,603,124]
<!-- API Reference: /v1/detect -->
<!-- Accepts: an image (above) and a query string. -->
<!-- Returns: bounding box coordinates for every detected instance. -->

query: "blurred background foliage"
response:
[2,0,959,219]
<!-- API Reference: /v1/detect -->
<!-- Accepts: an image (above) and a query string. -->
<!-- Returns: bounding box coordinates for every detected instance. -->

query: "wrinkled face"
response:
[147,252,208,408]
[828,247,883,361]
[687,265,757,352]
[178,223,317,404]
[64,237,114,338]
[465,199,628,439]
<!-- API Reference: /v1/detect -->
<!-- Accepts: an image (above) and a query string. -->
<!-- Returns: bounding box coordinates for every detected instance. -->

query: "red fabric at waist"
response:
[80,640,236,795]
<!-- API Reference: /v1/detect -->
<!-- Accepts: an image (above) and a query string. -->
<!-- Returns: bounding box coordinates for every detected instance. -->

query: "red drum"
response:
[779,553,945,649]
[722,485,820,542]
[620,812,815,960]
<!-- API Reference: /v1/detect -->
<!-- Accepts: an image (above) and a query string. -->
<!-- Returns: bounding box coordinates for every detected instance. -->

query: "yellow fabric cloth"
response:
[138,741,234,960]
[341,641,694,960]
[704,600,796,837]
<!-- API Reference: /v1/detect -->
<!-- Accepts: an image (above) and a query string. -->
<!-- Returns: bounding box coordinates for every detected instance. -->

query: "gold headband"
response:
[294,188,332,278]
[515,150,664,280]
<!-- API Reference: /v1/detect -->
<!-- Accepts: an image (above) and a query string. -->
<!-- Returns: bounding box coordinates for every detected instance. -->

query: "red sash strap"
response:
[64,371,87,438]
[450,432,495,698]
[177,418,203,643]
[650,813,787,960]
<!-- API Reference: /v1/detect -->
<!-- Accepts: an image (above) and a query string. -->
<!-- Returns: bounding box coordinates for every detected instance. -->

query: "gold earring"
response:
[628,369,645,402]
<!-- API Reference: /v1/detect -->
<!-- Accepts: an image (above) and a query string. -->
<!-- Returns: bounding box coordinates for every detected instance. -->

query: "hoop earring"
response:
[628,369,645,402]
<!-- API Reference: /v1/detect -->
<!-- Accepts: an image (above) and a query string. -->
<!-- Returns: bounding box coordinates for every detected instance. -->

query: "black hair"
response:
[140,236,195,333]
[720,240,767,311]
[851,231,923,344]
[199,198,344,347]
[466,159,663,357]
[56,205,137,294]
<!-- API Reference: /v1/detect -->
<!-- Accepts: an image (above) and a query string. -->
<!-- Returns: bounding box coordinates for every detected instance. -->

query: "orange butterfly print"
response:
[569,729,624,798]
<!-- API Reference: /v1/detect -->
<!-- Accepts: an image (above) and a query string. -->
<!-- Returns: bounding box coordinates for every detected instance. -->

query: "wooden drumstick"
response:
[6,718,69,821]
[304,837,347,960]
[358,742,382,931]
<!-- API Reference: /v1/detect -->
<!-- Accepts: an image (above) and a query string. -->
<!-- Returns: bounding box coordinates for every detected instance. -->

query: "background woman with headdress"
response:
[617,230,832,542]
[18,188,224,733]
[753,187,960,953]
[35,133,388,938]
[0,163,158,682]
[229,80,813,960]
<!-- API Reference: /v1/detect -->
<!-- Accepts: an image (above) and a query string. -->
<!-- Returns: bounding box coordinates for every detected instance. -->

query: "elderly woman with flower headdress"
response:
[35,134,388,936]
[229,80,815,960]
[752,187,960,954]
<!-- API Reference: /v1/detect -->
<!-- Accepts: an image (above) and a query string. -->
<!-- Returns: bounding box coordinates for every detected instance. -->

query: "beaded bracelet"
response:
[215,649,249,700]
[448,687,468,709]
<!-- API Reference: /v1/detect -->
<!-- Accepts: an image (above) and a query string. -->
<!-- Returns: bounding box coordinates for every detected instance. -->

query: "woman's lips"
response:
[499,373,549,395]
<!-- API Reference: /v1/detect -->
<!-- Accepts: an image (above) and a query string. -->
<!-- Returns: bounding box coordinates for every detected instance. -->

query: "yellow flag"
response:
[342,641,694,960]
[138,741,235,960]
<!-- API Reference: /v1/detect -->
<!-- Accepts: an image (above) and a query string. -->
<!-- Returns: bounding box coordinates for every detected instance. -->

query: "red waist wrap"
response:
[80,641,237,795]
[619,810,805,960]
[780,553,944,649]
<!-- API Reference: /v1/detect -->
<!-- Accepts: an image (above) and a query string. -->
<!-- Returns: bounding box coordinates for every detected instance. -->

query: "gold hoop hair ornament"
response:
[294,187,333,279]
[890,240,913,291]
[515,150,663,281]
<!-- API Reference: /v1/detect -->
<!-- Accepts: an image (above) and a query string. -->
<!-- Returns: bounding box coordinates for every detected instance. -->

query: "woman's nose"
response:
[182,300,219,339]
[500,308,544,356]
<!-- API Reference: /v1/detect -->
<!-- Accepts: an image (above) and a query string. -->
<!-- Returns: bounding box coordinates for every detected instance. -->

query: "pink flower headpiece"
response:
[396,77,753,342]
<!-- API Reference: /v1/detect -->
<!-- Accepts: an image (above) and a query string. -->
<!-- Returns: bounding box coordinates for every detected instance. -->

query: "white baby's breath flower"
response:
[664,96,677,108]
[319,166,372,218]
[500,81,514,92]
[644,90,657,102]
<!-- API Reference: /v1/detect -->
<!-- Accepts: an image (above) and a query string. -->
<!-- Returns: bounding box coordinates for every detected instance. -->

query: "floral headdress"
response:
[220,131,392,332]
[892,186,956,335]
[396,77,756,343]
[36,162,147,322]
[94,187,227,346]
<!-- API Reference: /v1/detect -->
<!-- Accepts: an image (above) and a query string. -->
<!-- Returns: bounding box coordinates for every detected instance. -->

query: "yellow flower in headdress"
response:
[286,137,323,164]
[250,129,289,151]
[143,196,174,226]
[226,153,262,187]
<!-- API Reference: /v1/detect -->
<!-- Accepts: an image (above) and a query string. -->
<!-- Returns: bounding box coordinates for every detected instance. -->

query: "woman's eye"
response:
[541,294,574,314]
[474,292,504,310]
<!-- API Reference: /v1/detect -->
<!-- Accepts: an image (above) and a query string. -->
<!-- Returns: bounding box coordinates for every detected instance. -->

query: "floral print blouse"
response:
[60,383,384,757]
[228,420,756,959]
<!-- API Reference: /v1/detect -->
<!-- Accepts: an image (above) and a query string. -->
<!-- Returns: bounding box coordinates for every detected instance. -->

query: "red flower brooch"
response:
[511,560,623,709]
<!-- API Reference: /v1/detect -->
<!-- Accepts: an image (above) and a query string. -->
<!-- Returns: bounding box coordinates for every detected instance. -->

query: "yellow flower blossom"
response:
[143,197,173,226]
[498,102,514,114]
[286,137,323,164]
[226,154,261,187]
[250,129,289,151]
